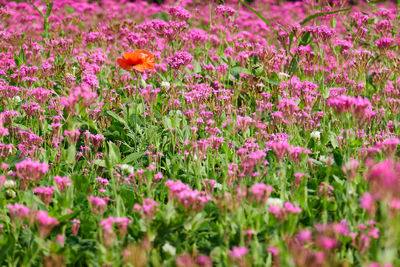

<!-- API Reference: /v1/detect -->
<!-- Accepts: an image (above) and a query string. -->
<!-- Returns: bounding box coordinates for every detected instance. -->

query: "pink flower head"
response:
[166,51,193,70]
[270,141,290,162]
[268,205,284,220]
[154,172,164,181]
[88,196,107,215]
[250,183,274,203]
[15,158,49,188]
[54,176,72,192]
[33,186,55,205]
[71,219,80,236]
[267,246,279,256]
[229,246,248,259]
[298,229,312,243]
[101,216,131,241]
[284,201,302,214]
[134,198,159,220]
[342,159,360,180]
[376,138,400,157]
[36,210,59,238]
[318,237,337,249]
[167,6,191,21]
[7,203,30,220]
[289,146,311,165]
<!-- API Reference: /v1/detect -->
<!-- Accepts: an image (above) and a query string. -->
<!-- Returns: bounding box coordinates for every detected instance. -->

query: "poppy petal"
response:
[118,50,155,72]
[117,58,133,70]
[123,52,141,64]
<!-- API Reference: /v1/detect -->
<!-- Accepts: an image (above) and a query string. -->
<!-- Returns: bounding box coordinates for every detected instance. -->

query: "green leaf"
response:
[14,53,22,67]
[266,72,280,85]
[299,31,312,46]
[333,148,343,167]
[107,141,121,164]
[92,159,106,167]
[239,0,279,36]
[45,2,53,18]
[184,212,205,231]
[287,56,299,75]
[299,8,351,25]
[107,110,128,127]
[122,152,142,164]
[57,211,78,223]
[230,66,249,80]
[0,236,13,263]
[193,60,201,74]
[65,5,76,14]
[66,145,76,164]
[151,11,170,21]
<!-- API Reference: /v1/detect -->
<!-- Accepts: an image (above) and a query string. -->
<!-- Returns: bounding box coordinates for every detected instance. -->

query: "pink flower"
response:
[376,138,400,156]
[268,205,284,219]
[101,216,131,246]
[319,237,337,249]
[298,229,312,243]
[154,172,164,181]
[71,219,80,236]
[54,176,72,192]
[342,159,360,180]
[36,210,59,238]
[7,203,30,220]
[196,255,212,267]
[15,158,49,188]
[284,201,302,213]
[134,198,159,220]
[270,141,289,162]
[229,246,248,259]
[289,146,311,165]
[360,193,375,211]
[33,186,55,205]
[88,196,107,215]
[250,183,274,203]
[267,246,279,256]
[57,234,65,246]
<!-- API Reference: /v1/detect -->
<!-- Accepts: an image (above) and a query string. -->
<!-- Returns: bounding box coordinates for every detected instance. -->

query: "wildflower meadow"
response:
[0,0,400,266]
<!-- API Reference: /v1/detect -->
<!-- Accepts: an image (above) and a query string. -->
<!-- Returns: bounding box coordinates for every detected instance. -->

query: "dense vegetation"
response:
[0,0,399,266]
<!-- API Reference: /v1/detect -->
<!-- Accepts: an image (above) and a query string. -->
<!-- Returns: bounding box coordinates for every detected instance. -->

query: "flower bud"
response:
[3,180,16,189]
[6,189,16,199]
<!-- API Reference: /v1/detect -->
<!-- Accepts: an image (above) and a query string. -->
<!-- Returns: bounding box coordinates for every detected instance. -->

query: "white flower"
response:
[161,81,170,88]
[310,131,321,140]
[139,77,147,89]
[256,82,265,88]
[320,155,333,166]
[3,180,16,189]
[119,164,134,174]
[6,190,16,198]
[214,183,222,190]
[12,96,21,104]
[162,243,176,255]
[266,198,283,207]
[278,72,290,79]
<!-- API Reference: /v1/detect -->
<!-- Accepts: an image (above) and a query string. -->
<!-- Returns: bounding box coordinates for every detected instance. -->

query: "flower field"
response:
[0,0,400,266]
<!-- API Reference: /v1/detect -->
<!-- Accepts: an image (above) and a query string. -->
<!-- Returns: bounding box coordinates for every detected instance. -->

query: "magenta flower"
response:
[36,210,59,238]
[88,196,107,215]
[284,201,302,214]
[250,183,274,203]
[166,51,193,70]
[71,219,80,236]
[33,186,55,205]
[15,159,49,189]
[229,246,249,259]
[7,203,30,220]
[54,176,72,192]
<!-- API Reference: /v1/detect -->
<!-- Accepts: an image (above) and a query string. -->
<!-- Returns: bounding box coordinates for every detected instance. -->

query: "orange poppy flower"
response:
[117,50,155,72]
